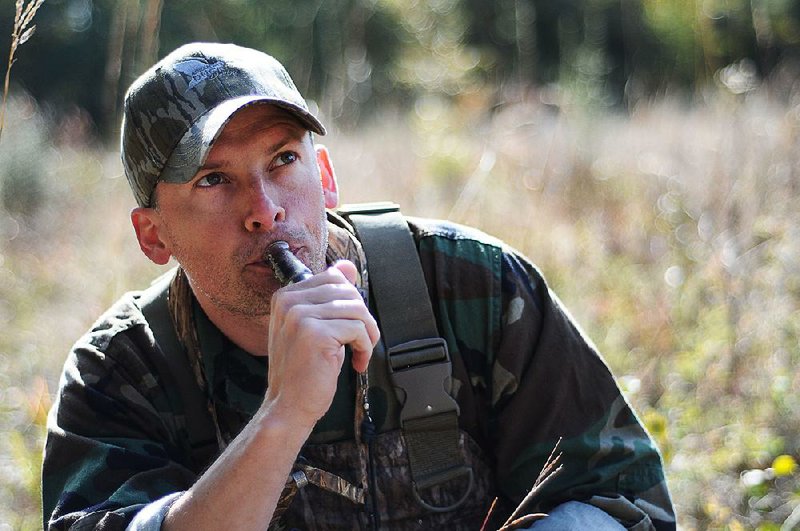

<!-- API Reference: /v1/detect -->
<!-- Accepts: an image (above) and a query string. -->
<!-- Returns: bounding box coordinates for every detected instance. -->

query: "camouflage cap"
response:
[121,42,326,207]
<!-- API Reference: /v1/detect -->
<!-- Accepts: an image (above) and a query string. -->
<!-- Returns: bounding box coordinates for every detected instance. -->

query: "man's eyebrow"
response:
[199,126,307,171]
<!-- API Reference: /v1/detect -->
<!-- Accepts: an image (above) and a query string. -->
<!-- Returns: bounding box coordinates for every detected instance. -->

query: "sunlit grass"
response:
[1,85,798,529]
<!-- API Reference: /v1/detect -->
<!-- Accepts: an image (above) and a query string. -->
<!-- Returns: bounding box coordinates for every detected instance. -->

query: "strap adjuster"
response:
[387,338,459,424]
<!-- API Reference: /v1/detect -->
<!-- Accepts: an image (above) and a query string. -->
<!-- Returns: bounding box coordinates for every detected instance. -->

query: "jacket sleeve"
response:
[490,249,676,531]
[42,322,198,530]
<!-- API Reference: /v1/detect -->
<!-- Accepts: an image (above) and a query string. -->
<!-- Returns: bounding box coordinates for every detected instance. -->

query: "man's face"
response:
[150,104,329,317]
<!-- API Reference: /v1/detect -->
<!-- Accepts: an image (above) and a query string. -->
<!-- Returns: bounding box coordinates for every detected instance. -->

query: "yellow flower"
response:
[772,454,797,477]
[643,410,667,436]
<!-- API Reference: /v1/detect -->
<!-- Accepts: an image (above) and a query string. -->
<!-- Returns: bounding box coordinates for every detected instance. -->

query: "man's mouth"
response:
[247,243,306,272]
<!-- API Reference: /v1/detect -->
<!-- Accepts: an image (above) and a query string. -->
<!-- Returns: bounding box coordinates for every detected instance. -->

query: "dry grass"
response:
[328,88,800,528]
[0,0,44,142]
[0,84,798,529]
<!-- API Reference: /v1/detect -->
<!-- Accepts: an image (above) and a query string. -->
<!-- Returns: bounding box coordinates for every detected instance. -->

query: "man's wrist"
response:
[255,398,317,444]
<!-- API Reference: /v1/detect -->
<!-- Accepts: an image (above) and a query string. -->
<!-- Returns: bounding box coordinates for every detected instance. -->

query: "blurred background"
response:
[1,0,799,529]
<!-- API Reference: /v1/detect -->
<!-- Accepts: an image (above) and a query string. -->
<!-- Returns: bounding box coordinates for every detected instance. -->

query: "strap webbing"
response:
[342,205,473,512]
[347,210,438,346]
[139,273,219,473]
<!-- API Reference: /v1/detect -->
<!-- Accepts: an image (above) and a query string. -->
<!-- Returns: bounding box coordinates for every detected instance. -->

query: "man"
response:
[42,42,676,530]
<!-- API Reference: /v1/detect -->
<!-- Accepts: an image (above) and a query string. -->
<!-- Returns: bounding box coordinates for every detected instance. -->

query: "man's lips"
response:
[247,244,305,271]
[246,260,273,271]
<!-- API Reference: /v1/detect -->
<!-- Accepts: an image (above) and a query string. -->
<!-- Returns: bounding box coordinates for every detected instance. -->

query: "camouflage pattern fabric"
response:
[279,430,495,530]
[42,214,676,530]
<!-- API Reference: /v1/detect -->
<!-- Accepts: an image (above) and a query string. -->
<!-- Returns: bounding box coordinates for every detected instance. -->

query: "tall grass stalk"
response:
[0,0,44,143]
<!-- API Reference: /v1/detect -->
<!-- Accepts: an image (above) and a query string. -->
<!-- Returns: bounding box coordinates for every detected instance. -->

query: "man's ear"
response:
[316,144,339,209]
[131,207,172,265]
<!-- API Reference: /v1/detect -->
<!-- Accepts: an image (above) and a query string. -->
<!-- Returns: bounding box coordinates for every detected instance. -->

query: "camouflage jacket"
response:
[42,214,676,530]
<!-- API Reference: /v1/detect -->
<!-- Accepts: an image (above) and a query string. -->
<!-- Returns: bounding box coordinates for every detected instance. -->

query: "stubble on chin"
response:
[185,264,275,319]
[195,238,329,319]
[171,211,330,319]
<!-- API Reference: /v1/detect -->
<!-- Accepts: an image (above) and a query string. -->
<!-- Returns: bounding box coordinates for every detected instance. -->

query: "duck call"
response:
[266,241,313,285]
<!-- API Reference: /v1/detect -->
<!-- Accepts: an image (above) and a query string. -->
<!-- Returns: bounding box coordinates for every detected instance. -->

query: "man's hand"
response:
[264,259,379,430]
[163,260,378,531]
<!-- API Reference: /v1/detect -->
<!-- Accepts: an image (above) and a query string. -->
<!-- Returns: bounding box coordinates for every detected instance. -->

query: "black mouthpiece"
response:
[266,241,313,285]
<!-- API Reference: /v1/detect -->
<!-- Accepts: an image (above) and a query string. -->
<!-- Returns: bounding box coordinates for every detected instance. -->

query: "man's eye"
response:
[196,173,226,187]
[273,151,298,168]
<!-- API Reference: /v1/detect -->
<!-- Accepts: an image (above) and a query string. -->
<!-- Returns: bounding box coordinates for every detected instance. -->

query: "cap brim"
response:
[160,95,326,184]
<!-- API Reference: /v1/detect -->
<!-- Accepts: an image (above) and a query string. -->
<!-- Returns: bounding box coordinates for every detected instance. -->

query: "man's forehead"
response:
[211,103,310,144]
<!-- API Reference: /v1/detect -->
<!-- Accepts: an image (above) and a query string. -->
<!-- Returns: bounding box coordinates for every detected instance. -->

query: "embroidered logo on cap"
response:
[173,58,225,90]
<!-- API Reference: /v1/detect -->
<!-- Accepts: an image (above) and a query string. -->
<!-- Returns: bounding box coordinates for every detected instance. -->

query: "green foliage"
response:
[2,0,800,134]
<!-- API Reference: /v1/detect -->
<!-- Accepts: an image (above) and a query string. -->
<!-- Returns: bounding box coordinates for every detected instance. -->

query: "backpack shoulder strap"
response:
[336,202,473,512]
[137,272,219,473]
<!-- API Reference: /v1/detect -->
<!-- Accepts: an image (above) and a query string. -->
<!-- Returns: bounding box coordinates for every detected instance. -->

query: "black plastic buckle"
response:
[387,338,460,423]
[388,338,473,512]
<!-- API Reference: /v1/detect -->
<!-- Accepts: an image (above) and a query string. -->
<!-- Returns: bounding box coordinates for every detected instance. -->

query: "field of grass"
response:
[0,85,798,529]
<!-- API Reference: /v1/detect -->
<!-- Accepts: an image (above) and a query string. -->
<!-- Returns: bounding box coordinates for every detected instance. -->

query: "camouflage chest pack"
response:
[140,203,494,529]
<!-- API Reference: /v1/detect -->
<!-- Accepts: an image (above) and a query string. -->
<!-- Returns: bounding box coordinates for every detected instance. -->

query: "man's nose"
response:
[244,180,285,232]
